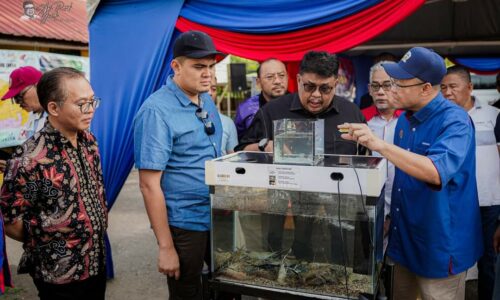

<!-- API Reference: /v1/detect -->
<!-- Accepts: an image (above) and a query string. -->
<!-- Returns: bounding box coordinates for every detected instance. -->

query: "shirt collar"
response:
[34,111,47,120]
[472,96,481,109]
[289,93,339,116]
[411,93,445,123]
[372,106,402,120]
[258,93,267,107]
[166,75,195,107]
[44,121,86,148]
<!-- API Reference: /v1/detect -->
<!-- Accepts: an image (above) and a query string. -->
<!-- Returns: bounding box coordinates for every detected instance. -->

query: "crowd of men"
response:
[0,29,499,300]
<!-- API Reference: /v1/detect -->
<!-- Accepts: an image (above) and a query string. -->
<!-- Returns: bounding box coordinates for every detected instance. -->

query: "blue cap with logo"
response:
[382,47,446,85]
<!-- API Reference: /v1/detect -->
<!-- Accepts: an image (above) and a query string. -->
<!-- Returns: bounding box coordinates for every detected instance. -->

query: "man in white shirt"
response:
[441,65,500,300]
[361,61,402,244]
[1,66,46,173]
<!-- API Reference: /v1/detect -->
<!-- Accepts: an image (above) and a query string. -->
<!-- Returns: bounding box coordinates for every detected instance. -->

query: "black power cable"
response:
[335,179,349,298]
[353,163,389,298]
[352,166,373,247]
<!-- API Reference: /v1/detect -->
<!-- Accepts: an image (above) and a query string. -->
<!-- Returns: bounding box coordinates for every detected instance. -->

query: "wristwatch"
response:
[258,138,269,152]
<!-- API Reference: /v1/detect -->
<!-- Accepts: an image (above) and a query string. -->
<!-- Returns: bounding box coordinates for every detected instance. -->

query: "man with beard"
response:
[234,58,288,139]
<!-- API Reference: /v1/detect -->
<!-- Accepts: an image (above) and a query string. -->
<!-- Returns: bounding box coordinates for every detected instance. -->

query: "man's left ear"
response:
[171,59,180,74]
[46,101,60,117]
[422,83,435,96]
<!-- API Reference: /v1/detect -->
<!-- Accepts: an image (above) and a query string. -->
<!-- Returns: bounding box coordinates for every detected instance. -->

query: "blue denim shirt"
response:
[134,75,222,231]
[387,93,483,278]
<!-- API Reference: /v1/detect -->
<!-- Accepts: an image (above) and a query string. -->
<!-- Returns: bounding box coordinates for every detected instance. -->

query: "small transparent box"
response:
[273,119,324,165]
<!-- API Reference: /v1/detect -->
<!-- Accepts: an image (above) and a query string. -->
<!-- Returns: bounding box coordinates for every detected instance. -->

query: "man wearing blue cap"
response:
[339,47,482,299]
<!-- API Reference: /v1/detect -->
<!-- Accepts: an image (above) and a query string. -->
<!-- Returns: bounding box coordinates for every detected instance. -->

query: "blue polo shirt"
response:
[134,76,222,231]
[387,93,483,278]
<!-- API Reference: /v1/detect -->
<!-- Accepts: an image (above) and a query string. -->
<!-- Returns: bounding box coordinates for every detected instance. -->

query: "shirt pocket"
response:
[173,124,202,150]
[474,121,496,146]
[413,142,430,155]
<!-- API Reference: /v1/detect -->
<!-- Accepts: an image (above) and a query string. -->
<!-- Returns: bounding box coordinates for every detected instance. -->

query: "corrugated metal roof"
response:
[0,0,88,43]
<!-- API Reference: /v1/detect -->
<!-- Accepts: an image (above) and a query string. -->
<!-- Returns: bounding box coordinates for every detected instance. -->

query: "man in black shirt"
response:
[236,51,366,258]
[237,51,365,154]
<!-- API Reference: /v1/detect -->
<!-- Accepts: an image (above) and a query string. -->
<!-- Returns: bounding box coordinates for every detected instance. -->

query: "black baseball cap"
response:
[173,30,225,59]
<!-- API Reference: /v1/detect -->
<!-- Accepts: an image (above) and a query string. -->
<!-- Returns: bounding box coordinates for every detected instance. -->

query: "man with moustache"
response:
[236,51,365,257]
[0,67,107,299]
[362,61,402,244]
[441,65,500,300]
[235,58,288,139]
[340,47,482,299]
[134,31,223,299]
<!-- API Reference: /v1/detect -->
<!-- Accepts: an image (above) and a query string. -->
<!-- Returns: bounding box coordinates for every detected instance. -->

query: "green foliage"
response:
[230,56,259,74]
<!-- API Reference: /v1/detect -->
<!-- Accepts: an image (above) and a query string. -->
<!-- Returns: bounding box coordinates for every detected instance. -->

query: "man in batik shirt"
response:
[0,67,107,300]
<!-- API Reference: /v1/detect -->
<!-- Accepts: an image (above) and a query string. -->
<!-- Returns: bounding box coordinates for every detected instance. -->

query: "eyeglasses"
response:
[263,72,287,82]
[76,97,101,113]
[390,80,426,90]
[302,83,334,95]
[369,81,392,92]
[196,108,215,135]
[13,85,35,105]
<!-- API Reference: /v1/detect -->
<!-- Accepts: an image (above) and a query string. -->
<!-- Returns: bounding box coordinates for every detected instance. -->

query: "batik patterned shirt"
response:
[0,122,107,284]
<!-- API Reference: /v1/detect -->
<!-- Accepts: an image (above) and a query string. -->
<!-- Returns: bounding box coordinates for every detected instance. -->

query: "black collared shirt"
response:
[236,93,366,154]
[258,93,267,108]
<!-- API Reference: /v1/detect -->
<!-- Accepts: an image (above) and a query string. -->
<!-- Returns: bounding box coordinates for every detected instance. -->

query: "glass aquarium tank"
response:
[273,119,324,165]
[206,152,387,299]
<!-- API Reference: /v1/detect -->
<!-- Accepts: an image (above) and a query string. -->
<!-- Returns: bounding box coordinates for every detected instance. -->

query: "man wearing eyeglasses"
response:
[0,66,45,174]
[362,61,402,248]
[1,67,107,299]
[234,58,288,139]
[340,47,482,300]
[134,31,223,299]
[236,51,366,259]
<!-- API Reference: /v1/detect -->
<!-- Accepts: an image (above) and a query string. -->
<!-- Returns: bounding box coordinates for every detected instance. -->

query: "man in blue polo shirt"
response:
[134,31,223,299]
[339,47,482,300]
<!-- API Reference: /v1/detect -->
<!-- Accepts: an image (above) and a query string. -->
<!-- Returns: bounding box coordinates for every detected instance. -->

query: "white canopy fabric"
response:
[87,0,101,23]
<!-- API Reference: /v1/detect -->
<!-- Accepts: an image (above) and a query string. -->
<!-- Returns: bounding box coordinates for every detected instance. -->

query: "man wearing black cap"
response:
[340,47,482,299]
[134,31,223,299]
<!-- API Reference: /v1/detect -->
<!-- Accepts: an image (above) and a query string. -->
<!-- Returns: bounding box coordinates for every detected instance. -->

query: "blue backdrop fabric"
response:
[179,0,382,33]
[453,57,500,73]
[89,0,184,278]
[352,55,374,106]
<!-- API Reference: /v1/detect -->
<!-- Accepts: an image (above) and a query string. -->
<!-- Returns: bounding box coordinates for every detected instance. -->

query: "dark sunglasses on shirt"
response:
[195,108,215,135]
